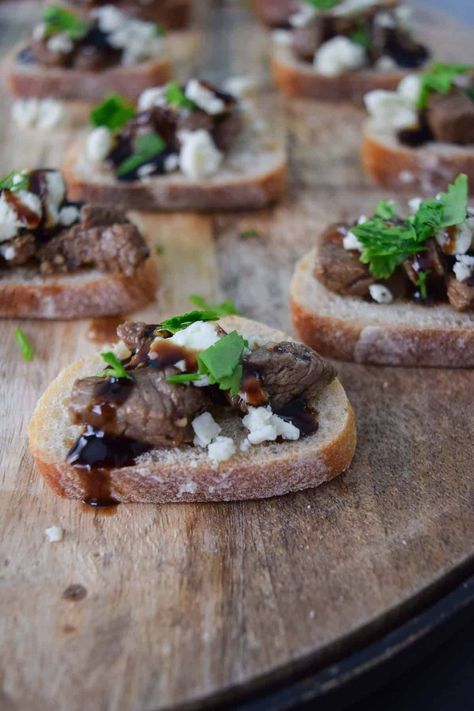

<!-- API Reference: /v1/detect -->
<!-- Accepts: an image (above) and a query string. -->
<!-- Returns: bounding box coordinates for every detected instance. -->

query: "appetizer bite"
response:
[291,175,474,366]
[6,5,170,102]
[271,0,430,104]
[0,168,155,319]
[64,81,287,211]
[28,309,356,504]
[60,0,190,29]
[362,63,474,190]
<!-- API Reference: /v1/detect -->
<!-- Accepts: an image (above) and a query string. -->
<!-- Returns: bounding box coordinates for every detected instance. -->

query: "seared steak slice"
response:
[0,233,36,266]
[403,239,446,292]
[117,322,156,352]
[315,224,375,297]
[243,341,336,410]
[38,223,149,276]
[69,366,209,447]
[446,276,474,311]
[80,204,128,229]
[425,89,474,145]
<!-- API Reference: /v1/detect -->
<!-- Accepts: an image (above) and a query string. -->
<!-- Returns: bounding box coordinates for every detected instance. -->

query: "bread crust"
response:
[0,256,158,319]
[28,316,357,503]
[5,44,171,102]
[291,249,474,367]
[361,123,474,191]
[272,45,410,104]
[64,139,288,212]
[61,0,190,29]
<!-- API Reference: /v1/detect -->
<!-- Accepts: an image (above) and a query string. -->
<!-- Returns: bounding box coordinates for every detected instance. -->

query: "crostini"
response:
[64,81,287,211]
[362,63,474,190]
[0,168,156,319]
[28,310,356,504]
[271,0,429,104]
[6,5,170,102]
[291,174,474,366]
[60,0,190,29]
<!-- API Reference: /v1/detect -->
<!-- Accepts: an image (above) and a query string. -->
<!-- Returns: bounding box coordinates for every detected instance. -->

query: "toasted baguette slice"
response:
[61,0,191,29]
[361,121,474,192]
[291,248,474,367]
[0,257,157,319]
[28,316,356,503]
[5,44,171,103]
[64,123,287,211]
[272,42,410,104]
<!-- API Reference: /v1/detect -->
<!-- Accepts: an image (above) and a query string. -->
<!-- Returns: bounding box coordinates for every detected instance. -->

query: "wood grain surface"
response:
[0,2,473,710]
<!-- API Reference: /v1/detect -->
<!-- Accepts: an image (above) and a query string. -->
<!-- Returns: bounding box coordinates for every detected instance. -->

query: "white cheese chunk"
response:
[179,130,223,180]
[374,11,395,28]
[436,221,473,255]
[138,86,168,111]
[164,154,179,173]
[369,283,394,304]
[185,80,226,115]
[0,244,16,261]
[289,4,317,28]
[43,171,66,228]
[314,37,366,77]
[271,29,293,46]
[364,89,418,130]
[398,74,422,104]
[12,98,64,129]
[0,190,42,242]
[45,526,63,543]
[343,230,363,252]
[94,6,163,65]
[86,126,113,163]
[374,55,397,72]
[168,320,219,351]
[408,196,423,213]
[192,412,222,447]
[242,406,300,445]
[208,436,236,465]
[47,32,74,55]
[453,255,474,282]
[59,205,81,226]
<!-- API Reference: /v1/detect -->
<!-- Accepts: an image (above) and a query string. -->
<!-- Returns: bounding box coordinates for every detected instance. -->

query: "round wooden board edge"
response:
[168,556,474,711]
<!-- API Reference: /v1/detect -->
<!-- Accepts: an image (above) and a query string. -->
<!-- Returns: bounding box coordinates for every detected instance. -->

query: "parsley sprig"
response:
[158,300,238,334]
[42,6,88,39]
[188,295,238,316]
[100,352,132,380]
[165,81,196,109]
[305,0,341,8]
[117,133,166,177]
[167,331,246,396]
[352,174,468,280]
[418,63,474,110]
[91,94,136,132]
[0,171,28,192]
[15,327,34,361]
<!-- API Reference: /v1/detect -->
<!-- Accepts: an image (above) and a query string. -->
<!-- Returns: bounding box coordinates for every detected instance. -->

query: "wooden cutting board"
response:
[0,2,473,710]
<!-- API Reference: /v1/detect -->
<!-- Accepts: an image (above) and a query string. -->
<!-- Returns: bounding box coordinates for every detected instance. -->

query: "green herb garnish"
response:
[155,24,165,37]
[418,63,474,110]
[166,372,203,384]
[416,270,430,300]
[42,6,88,39]
[91,94,136,131]
[305,0,341,8]
[0,171,28,192]
[189,295,239,316]
[15,327,34,361]
[165,81,196,109]
[117,133,166,177]
[374,200,397,220]
[352,174,468,280]
[100,352,132,380]
[158,310,222,334]
[239,229,260,240]
[349,25,372,50]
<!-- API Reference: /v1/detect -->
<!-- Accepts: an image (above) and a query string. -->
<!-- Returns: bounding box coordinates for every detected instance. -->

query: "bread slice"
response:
[64,122,287,211]
[5,43,171,103]
[28,316,356,503]
[0,255,158,319]
[272,42,410,105]
[362,121,474,192]
[61,0,191,29]
[291,248,474,367]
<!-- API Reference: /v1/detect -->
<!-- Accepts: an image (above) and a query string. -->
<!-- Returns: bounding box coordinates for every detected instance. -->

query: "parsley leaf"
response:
[100,352,133,380]
[198,331,245,396]
[375,200,397,220]
[159,310,222,334]
[418,63,473,110]
[91,94,136,131]
[0,171,28,192]
[42,6,88,40]
[349,25,372,49]
[117,132,166,177]
[15,327,34,361]
[189,295,239,316]
[416,270,430,300]
[166,373,203,384]
[165,81,196,109]
[305,0,341,8]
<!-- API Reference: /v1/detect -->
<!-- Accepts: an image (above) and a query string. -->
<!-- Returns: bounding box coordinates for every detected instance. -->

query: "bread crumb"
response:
[45,526,63,543]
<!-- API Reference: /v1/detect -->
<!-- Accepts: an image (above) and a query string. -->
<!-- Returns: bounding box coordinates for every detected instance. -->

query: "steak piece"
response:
[315,223,375,297]
[446,276,474,311]
[117,321,156,352]
[240,341,336,411]
[0,233,36,266]
[425,89,474,145]
[403,239,446,302]
[38,223,149,276]
[80,204,128,229]
[69,366,209,447]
